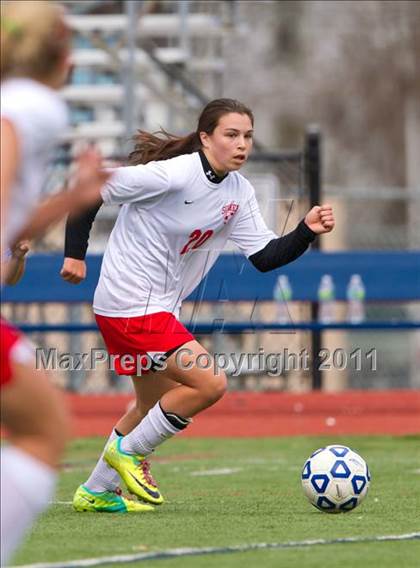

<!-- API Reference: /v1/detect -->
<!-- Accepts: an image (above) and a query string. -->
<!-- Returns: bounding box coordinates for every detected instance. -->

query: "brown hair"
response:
[1,1,70,82]
[128,98,254,165]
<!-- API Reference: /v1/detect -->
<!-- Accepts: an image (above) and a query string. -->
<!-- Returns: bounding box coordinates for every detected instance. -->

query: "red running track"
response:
[67,390,420,438]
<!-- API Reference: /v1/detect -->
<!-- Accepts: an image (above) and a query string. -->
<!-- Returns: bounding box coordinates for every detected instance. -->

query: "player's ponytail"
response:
[128,130,200,165]
[128,98,254,165]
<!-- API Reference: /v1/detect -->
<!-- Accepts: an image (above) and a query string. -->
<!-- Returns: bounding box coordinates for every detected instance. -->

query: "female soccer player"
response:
[1,2,114,564]
[62,98,335,513]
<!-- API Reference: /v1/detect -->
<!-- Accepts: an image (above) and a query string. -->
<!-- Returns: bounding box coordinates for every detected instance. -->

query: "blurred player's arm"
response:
[60,199,103,284]
[0,118,20,264]
[4,241,30,285]
[14,148,109,246]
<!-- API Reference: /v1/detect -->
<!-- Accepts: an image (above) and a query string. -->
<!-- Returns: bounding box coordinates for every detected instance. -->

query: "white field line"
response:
[12,532,420,568]
[190,467,243,476]
[60,458,285,476]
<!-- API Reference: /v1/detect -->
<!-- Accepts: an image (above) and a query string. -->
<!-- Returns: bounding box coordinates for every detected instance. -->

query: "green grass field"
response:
[12,435,420,568]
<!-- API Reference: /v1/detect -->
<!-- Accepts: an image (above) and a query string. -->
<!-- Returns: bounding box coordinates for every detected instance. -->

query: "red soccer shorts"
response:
[0,318,24,386]
[95,311,194,376]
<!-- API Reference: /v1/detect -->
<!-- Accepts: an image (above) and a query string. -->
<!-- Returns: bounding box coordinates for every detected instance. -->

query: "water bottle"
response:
[318,274,336,323]
[346,274,366,323]
[273,275,292,323]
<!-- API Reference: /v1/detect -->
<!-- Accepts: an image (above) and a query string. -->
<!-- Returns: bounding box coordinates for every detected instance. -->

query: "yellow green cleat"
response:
[72,484,154,513]
[104,438,164,505]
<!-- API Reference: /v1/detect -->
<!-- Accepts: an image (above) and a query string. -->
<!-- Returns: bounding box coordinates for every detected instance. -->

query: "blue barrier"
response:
[2,250,420,303]
[3,250,419,333]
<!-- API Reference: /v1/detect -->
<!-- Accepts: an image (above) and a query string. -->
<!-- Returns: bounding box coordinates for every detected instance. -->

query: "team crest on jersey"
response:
[222,202,239,224]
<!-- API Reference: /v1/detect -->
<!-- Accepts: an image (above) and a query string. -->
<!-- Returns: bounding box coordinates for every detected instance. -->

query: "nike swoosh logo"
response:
[81,495,95,504]
[128,471,161,499]
[184,200,194,205]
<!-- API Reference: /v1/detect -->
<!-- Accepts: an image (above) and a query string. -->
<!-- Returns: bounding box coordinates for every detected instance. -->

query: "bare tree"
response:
[224,0,420,186]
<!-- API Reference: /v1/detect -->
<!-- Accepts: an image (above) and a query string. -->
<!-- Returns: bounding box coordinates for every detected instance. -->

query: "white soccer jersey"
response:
[94,152,277,318]
[1,78,68,248]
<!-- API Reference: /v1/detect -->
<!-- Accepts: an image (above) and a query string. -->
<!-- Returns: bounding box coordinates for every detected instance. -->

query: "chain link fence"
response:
[322,185,420,390]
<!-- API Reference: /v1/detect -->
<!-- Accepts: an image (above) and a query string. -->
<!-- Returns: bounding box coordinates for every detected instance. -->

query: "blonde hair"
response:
[1,1,70,81]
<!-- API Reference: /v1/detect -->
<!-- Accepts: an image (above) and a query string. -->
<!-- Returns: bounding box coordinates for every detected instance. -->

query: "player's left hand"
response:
[304,204,335,235]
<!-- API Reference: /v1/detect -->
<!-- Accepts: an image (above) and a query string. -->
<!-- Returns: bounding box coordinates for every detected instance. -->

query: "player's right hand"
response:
[11,240,30,259]
[60,257,86,284]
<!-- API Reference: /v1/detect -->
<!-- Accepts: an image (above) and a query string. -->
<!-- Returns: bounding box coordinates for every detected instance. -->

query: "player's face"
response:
[200,112,254,175]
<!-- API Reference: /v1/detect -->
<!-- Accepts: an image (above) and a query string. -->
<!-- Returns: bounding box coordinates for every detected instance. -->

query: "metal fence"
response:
[321,185,420,390]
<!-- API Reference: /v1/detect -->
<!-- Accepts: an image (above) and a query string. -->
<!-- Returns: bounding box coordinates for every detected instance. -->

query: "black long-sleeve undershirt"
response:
[64,199,103,260]
[248,220,317,272]
[64,202,316,270]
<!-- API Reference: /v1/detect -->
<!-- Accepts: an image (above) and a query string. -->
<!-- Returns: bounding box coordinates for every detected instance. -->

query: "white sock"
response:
[1,446,56,566]
[84,429,121,493]
[120,402,185,456]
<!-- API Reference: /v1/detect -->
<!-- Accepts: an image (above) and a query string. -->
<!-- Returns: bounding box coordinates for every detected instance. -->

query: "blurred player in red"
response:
[1,2,110,563]
[62,98,335,512]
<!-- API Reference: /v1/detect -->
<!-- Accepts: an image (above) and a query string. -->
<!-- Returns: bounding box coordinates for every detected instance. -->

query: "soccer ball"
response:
[301,445,370,513]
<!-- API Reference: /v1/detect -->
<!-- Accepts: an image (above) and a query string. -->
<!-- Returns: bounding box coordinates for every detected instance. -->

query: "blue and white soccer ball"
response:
[301,445,370,513]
